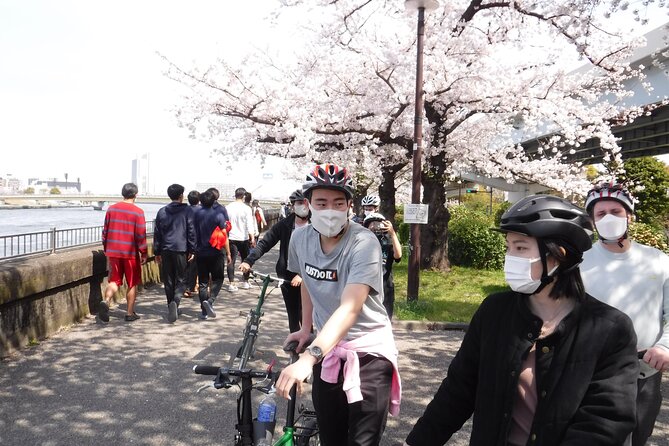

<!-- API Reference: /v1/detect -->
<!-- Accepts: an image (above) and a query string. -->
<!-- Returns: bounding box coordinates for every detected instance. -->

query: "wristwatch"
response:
[306,345,324,363]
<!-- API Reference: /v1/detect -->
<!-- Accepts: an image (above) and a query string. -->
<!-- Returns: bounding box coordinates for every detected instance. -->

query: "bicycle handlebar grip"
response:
[192,365,221,375]
[284,340,300,353]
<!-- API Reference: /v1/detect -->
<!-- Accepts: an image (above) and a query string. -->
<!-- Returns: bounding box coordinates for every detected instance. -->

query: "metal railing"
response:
[0,221,155,261]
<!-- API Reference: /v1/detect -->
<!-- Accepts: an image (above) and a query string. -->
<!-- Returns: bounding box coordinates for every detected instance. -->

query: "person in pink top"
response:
[275,163,400,446]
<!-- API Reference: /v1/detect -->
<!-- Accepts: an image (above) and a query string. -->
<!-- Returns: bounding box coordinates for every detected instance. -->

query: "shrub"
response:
[448,205,505,270]
[628,221,669,254]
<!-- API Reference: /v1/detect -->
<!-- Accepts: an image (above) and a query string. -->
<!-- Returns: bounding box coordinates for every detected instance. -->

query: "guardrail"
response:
[0,221,155,261]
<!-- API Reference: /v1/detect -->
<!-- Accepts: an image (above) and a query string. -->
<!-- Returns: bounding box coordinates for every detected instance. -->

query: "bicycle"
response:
[194,340,320,445]
[230,271,284,371]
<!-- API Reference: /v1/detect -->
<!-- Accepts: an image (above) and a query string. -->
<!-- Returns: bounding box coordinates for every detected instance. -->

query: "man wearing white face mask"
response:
[239,189,309,333]
[580,182,669,446]
[275,163,400,446]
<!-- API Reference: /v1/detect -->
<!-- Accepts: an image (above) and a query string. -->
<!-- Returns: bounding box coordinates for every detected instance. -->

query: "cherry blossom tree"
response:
[166,0,667,271]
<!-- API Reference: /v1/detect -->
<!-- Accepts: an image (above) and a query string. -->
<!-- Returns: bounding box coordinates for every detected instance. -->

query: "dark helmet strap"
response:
[534,241,554,295]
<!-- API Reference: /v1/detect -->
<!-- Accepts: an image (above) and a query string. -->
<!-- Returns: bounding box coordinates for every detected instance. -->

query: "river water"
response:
[0,204,165,236]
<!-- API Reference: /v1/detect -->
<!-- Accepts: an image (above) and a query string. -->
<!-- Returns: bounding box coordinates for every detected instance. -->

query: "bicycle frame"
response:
[233,273,280,370]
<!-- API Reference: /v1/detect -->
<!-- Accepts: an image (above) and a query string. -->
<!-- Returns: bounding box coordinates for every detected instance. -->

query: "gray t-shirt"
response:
[288,222,390,340]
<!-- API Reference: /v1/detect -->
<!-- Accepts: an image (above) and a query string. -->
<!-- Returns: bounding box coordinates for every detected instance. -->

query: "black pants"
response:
[312,354,393,446]
[227,239,250,283]
[280,281,302,333]
[632,371,662,446]
[382,275,395,320]
[160,251,187,305]
[196,254,225,310]
[185,255,198,291]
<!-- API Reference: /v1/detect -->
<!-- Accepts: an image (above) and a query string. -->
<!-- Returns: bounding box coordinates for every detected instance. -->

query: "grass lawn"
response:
[392,261,508,323]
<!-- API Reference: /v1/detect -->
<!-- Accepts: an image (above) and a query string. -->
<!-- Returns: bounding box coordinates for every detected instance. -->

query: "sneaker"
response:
[239,281,251,290]
[226,284,238,292]
[98,301,110,323]
[167,301,178,323]
[198,313,208,320]
[202,300,216,318]
[124,313,140,322]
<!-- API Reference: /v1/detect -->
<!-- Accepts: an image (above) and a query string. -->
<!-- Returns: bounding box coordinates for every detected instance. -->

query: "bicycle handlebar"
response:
[250,271,284,285]
[192,364,273,379]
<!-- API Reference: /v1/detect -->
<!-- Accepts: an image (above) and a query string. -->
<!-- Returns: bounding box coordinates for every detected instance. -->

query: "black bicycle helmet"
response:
[302,163,354,199]
[496,195,594,255]
[289,189,305,203]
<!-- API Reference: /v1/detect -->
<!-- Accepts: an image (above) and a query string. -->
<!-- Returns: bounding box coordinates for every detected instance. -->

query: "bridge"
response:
[0,194,283,210]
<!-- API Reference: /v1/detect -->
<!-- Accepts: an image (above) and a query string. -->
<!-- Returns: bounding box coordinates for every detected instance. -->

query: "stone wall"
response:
[0,243,159,357]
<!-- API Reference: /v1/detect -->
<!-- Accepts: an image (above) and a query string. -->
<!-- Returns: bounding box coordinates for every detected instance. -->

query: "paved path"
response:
[1,247,668,445]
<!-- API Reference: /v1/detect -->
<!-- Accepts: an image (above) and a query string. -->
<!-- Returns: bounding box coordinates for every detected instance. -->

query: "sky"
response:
[1,1,667,197]
[0,0,300,197]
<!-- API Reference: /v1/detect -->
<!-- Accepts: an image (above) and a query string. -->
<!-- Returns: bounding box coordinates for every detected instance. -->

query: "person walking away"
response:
[153,184,196,323]
[363,212,401,319]
[226,187,256,290]
[275,164,400,446]
[193,190,232,319]
[184,190,201,298]
[404,195,639,446]
[580,182,669,446]
[240,189,310,333]
[252,199,267,235]
[99,182,147,323]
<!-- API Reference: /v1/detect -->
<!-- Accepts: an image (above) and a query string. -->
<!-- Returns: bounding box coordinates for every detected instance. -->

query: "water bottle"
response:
[257,393,277,422]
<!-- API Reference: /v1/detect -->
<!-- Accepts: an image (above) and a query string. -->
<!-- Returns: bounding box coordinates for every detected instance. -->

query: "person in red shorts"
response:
[99,182,148,323]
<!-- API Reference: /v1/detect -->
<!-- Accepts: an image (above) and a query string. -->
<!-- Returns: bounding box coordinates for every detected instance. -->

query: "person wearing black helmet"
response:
[275,163,400,446]
[581,182,669,446]
[239,189,310,333]
[364,212,402,319]
[405,194,639,446]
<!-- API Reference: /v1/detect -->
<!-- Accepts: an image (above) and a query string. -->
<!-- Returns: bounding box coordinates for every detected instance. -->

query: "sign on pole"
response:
[403,204,429,224]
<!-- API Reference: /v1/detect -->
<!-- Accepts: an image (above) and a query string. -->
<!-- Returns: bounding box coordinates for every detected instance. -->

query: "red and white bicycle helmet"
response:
[303,163,354,199]
[584,182,634,214]
[361,195,381,207]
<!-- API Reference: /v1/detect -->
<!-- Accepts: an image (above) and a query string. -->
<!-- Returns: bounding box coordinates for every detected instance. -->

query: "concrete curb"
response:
[392,320,469,331]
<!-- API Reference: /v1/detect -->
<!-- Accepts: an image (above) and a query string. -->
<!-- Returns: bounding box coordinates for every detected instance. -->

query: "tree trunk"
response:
[379,163,406,223]
[420,151,451,271]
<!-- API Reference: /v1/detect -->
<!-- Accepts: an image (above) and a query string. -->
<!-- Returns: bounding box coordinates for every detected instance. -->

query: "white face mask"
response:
[595,214,628,240]
[504,255,558,294]
[363,210,373,218]
[293,203,309,218]
[309,205,348,238]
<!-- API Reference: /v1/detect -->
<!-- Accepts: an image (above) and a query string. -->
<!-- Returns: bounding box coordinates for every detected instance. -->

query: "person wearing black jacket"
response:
[154,184,196,323]
[240,189,310,332]
[405,195,639,446]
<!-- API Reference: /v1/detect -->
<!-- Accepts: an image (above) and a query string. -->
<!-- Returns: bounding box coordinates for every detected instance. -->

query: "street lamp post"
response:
[405,0,438,302]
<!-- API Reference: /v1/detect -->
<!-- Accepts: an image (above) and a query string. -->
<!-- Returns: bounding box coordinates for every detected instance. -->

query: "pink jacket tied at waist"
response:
[319,325,402,416]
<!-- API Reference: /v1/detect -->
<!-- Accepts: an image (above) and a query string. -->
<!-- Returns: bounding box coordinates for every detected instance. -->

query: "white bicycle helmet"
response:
[584,182,634,214]
[361,195,381,207]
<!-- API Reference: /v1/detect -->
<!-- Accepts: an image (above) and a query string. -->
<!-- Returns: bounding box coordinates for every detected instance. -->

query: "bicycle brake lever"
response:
[196,383,213,393]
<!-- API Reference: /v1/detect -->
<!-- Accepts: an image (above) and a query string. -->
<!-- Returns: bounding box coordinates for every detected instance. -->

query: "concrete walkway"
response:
[1,247,667,445]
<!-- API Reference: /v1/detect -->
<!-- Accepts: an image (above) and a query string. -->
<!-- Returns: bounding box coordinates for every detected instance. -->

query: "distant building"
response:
[27,177,81,193]
[131,153,150,194]
[0,175,22,194]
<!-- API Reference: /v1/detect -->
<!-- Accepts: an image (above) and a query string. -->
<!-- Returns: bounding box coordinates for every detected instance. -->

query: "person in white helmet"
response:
[363,212,402,319]
[580,182,669,446]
